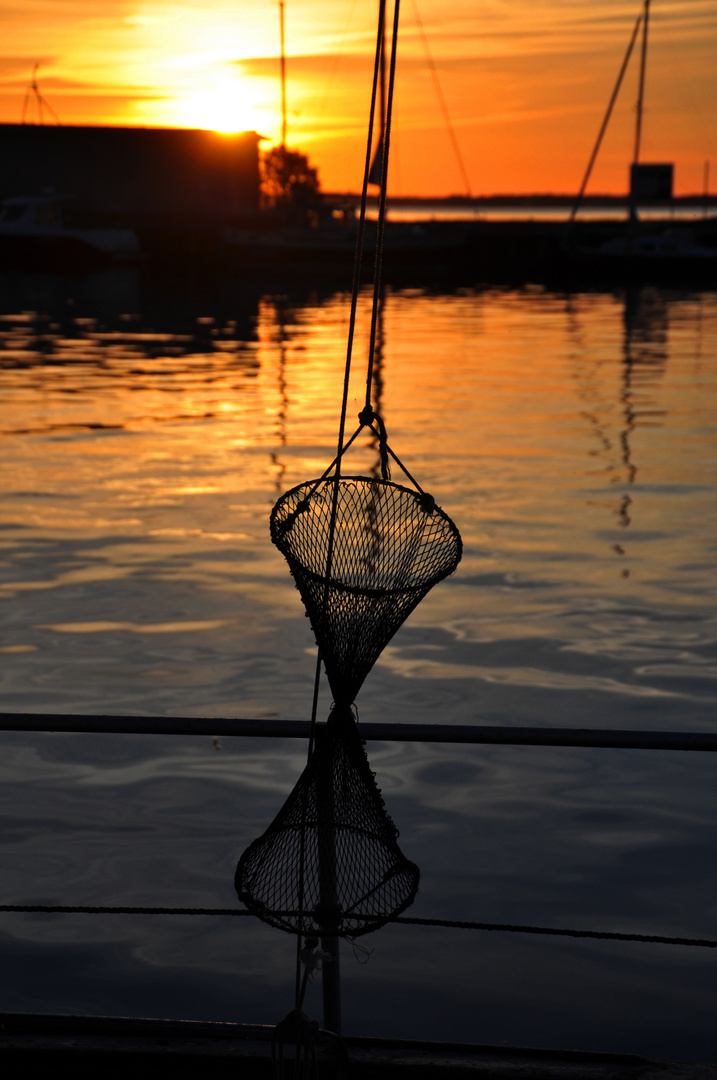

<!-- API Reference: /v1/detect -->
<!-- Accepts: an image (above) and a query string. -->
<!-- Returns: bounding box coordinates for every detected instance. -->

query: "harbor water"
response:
[1,269,717,1060]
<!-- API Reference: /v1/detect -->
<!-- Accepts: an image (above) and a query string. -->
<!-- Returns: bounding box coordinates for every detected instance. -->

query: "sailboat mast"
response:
[379,1,386,150]
[279,0,287,149]
[633,0,650,165]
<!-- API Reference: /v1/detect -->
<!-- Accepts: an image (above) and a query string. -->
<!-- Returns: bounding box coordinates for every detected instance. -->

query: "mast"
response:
[368,0,387,186]
[632,0,650,166]
[568,7,643,224]
[277,0,289,206]
[628,0,650,221]
[378,1,386,168]
[279,0,287,151]
[21,63,61,126]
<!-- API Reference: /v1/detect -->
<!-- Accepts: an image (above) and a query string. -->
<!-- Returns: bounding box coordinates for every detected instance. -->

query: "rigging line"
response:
[335,0,387,474]
[21,64,61,126]
[569,7,643,225]
[4,906,716,949]
[285,426,367,512]
[295,11,389,986]
[409,0,472,199]
[319,0,387,633]
[365,0,401,413]
[384,440,426,495]
[313,0,359,128]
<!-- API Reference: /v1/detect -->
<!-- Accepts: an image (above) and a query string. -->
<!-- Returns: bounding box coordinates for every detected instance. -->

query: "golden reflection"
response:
[566,289,669,578]
[39,620,228,634]
[617,287,670,556]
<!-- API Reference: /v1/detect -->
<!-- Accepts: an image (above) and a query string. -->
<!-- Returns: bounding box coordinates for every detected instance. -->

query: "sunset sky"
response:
[1,0,715,196]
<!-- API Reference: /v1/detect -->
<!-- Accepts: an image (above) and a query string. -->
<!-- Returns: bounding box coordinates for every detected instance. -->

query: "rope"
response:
[2,905,715,949]
[284,0,398,1007]
[334,0,387,473]
[364,0,401,415]
[409,0,472,199]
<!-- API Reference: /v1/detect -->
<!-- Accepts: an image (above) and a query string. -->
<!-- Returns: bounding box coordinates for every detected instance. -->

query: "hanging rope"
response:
[334,0,390,473]
[288,1,395,1006]
[236,0,460,1011]
[364,0,401,415]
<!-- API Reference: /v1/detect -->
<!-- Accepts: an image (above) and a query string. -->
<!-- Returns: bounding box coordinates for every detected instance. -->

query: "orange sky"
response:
[1,0,715,196]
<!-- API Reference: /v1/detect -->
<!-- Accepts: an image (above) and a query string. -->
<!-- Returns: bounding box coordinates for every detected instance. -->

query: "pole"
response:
[278,0,289,209]
[279,0,287,150]
[629,0,650,222]
[632,0,650,167]
[569,9,643,225]
[321,935,342,1034]
[314,723,342,1034]
[379,0,386,162]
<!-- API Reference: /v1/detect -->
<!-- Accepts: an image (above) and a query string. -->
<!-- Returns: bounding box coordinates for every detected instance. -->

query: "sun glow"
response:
[0,1,714,194]
[174,68,271,133]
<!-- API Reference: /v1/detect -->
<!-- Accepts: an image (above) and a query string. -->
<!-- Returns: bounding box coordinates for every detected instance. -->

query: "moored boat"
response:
[0,192,140,271]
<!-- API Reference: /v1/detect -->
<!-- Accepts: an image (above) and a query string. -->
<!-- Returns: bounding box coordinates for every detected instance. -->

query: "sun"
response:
[175,70,270,134]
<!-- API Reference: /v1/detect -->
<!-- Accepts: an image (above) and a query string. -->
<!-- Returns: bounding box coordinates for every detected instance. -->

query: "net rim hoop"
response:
[270,474,463,592]
[272,474,440,516]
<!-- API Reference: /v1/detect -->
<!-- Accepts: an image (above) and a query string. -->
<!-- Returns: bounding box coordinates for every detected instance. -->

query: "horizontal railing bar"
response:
[1,904,715,948]
[0,713,716,751]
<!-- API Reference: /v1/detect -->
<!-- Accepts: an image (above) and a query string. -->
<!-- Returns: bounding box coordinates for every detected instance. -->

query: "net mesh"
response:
[235,707,420,937]
[270,476,462,705]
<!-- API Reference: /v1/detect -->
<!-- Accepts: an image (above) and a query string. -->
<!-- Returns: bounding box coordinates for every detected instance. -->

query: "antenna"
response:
[21,64,61,125]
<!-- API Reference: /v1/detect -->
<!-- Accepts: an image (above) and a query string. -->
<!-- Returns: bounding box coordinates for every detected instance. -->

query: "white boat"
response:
[0,192,140,270]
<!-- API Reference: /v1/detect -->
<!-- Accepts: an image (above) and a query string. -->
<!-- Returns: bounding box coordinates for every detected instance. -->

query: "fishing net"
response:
[235,706,419,937]
[270,476,462,706]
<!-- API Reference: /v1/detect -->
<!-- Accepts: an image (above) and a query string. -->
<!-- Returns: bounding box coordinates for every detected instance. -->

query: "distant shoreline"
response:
[325,192,717,208]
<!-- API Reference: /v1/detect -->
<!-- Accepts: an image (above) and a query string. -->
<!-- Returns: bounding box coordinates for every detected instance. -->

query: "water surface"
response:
[1,270,716,1059]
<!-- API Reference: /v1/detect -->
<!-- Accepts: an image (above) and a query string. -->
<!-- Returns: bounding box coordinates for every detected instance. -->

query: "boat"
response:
[3,1010,712,1080]
[224,203,475,278]
[0,192,140,271]
[565,0,717,283]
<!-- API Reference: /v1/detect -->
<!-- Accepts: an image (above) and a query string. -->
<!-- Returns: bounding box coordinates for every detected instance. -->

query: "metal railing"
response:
[1,711,716,1033]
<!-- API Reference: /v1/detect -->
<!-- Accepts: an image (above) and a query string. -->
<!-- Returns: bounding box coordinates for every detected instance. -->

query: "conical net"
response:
[235,708,420,937]
[270,476,462,706]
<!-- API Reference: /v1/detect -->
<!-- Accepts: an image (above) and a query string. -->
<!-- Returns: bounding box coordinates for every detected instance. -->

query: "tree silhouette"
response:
[261,146,320,208]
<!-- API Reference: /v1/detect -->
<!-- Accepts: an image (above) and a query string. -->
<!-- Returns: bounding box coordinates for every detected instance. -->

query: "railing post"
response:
[314,723,342,1034]
[321,934,342,1034]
